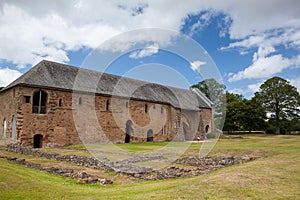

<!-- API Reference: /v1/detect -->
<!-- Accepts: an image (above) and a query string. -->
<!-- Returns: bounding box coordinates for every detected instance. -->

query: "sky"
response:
[0,0,300,99]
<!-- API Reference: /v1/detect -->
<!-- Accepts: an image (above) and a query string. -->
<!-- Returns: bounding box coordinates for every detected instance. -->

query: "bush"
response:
[265,125,276,134]
[206,133,216,139]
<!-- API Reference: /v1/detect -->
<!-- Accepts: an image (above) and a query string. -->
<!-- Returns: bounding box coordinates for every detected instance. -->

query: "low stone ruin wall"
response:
[0,155,113,185]
[4,143,256,181]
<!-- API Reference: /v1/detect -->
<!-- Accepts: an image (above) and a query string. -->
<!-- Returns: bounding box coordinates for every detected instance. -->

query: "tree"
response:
[223,92,266,133]
[240,98,266,132]
[254,77,300,134]
[191,78,226,101]
[191,78,226,113]
[191,78,226,129]
[223,92,244,133]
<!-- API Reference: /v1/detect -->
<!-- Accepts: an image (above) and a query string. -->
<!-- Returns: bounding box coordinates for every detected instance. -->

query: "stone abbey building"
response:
[0,60,213,148]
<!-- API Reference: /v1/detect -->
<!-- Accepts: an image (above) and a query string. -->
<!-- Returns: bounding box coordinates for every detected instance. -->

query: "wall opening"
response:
[32,90,47,114]
[78,97,82,105]
[3,118,6,139]
[24,96,30,103]
[106,99,110,111]
[145,104,148,113]
[205,125,209,133]
[183,122,189,141]
[33,134,43,148]
[11,115,16,140]
[59,98,63,107]
[147,129,153,142]
[125,120,132,143]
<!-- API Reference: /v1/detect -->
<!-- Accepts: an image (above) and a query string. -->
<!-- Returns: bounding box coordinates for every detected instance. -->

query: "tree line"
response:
[192,77,300,134]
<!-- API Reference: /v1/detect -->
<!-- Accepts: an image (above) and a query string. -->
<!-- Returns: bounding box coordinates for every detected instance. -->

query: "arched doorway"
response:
[147,129,153,142]
[33,134,43,148]
[125,120,132,143]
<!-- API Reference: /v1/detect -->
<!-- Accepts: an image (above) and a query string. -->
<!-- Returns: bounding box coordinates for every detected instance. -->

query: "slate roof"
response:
[3,60,211,110]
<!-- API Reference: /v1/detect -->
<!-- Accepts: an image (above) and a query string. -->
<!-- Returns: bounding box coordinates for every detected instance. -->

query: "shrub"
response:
[206,133,216,139]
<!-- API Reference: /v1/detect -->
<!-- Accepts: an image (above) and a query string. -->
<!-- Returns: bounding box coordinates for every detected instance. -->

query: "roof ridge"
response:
[0,60,211,109]
[4,60,46,90]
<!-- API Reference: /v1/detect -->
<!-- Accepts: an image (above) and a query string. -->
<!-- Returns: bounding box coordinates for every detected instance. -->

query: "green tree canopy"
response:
[254,76,300,134]
[191,78,226,101]
[223,92,266,133]
[191,78,227,129]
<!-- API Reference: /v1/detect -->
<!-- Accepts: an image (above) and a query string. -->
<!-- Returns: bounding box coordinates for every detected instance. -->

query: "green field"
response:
[0,135,299,200]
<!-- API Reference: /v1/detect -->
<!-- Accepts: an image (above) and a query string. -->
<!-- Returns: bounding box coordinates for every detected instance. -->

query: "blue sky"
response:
[0,1,299,99]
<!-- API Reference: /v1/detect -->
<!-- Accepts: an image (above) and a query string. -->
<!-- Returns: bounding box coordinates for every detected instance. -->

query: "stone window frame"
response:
[32,90,47,114]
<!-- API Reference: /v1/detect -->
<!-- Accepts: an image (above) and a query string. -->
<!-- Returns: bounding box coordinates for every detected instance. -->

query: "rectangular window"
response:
[106,100,110,111]
[32,90,47,114]
[24,96,30,103]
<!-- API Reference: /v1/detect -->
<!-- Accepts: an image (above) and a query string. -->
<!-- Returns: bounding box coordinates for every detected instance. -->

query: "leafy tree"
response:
[254,77,300,134]
[191,78,227,129]
[223,92,244,133]
[240,98,266,132]
[223,92,266,133]
[191,78,226,101]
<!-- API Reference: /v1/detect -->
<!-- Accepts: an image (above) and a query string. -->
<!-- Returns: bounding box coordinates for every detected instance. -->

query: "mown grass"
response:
[0,135,299,199]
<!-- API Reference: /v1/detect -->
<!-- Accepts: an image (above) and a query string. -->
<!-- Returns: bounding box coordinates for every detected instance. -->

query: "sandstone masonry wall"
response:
[0,85,211,147]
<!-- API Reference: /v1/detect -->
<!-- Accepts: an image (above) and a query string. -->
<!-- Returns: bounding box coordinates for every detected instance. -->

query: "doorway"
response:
[33,134,43,148]
[147,129,153,142]
[125,120,132,143]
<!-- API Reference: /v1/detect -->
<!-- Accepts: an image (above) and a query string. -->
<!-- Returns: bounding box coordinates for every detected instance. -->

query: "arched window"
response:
[78,97,82,105]
[145,104,148,113]
[106,99,110,111]
[32,90,47,114]
[161,106,164,114]
[3,118,6,139]
[58,98,63,107]
[11,115,16,140]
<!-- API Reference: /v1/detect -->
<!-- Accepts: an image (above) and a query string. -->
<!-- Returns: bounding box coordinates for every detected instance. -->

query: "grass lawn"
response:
[0,135,299,199]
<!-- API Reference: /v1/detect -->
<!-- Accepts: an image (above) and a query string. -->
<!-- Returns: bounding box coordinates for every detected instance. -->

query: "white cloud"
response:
[290,77,300,93]
[248,82,263,93]
[228,88,246,96]
[0,0,299,70]
[190,60,207,73]
[0,0,204,66]
[129,43,159,59]
[0,68,22,87]
[228,54,292,82]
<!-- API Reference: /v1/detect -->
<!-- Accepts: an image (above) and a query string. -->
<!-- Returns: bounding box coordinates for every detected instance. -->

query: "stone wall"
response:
[0,85,212,147]
[0,86,20,145]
